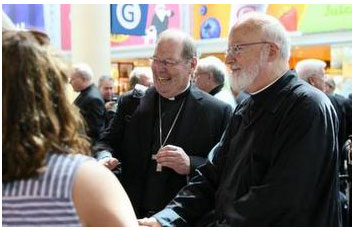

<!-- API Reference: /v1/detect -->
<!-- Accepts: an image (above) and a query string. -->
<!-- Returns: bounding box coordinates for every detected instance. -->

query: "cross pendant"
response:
[151,154,162,172]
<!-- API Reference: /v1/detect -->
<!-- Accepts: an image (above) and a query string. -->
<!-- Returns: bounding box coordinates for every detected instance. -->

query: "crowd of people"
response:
[2,12,351,227]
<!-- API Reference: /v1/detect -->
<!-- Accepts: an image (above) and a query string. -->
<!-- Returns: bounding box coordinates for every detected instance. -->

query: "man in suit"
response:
[98,75,118,128]
[296,59,349,149]
[70,63,105,144]
[129,67,154,89]
[94,29,232,218]
[193,56,237,109]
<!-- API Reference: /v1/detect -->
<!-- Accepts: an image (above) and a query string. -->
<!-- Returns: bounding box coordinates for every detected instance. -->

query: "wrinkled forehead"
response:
[228,22,263,45]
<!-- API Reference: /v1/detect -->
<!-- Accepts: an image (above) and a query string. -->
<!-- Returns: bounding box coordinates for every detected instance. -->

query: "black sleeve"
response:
[93,93,141,158]
[93,96,127,157]
[153,122,233,226]
[153,144,222,226]
[82,97,105,142]
[189,104,232,173]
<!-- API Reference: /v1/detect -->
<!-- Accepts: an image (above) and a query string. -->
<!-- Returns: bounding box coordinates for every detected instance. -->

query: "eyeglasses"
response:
[150,56,185,67]
[225,41,275,57]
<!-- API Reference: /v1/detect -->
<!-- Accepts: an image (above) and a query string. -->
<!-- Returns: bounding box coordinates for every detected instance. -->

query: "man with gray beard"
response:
[139,12,341,227]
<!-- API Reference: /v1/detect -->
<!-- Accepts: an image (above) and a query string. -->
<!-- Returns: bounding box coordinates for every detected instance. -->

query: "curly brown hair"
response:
[2,30,91,182]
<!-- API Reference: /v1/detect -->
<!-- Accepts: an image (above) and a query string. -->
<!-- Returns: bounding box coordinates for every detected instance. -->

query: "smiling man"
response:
[139,13,341,227]
[94,29,232,218]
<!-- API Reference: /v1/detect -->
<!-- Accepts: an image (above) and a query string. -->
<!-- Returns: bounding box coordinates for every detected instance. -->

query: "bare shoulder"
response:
[73,159,138,227]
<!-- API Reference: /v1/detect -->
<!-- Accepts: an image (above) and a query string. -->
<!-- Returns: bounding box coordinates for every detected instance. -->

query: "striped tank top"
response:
[2,153,92,226]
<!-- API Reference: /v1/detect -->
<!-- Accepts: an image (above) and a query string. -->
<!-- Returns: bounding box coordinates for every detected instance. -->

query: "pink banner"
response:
[111,4,181,47]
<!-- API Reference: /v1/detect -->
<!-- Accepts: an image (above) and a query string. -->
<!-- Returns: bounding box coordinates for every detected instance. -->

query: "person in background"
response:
[139,12,340,227]
[129,67,154,89]
[193,56,237,109]
[70,63,105,144]
[296,59,349,149]
[2,29,137,227]
[324,75,336,94]
[94,29,232,218]
[295,59,326,92]
[98,75,118,127]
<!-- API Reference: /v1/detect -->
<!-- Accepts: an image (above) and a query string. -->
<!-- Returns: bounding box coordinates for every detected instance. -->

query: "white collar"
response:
[250,70,288,95]
[167,82,191,100]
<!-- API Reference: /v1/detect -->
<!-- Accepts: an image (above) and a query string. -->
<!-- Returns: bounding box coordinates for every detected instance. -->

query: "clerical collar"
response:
[249,70,288,95]
[164,82,191,101]
[209,84,224,96]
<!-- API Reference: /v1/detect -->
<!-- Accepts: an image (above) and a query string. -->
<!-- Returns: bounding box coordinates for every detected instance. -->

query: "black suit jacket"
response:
[74,84,105,143]
[95,85,232,215]
[327,93,348,147]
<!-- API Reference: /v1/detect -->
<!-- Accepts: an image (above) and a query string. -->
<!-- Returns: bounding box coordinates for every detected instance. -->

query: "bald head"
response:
[231,13,291,61]
[295,59,326,91]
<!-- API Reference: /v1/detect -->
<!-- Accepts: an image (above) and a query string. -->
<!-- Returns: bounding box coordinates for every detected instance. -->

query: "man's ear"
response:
[267,43,279,62]
[309,77,316,86]
[189,57,198,75]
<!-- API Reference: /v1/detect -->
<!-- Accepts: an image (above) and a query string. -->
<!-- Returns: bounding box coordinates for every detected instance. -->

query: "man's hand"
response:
[105,101,116,111]
[156,145,190,175]
[98,157,120,170]
[138,217,161,227]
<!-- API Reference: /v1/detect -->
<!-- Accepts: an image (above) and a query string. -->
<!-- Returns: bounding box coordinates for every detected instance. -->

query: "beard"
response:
[230,49,267,92]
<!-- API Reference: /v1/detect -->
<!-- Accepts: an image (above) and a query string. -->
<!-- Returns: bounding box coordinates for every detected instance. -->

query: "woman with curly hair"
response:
[2,30,137,227]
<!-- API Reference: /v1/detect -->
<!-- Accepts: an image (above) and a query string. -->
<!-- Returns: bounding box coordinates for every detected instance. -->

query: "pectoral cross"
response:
[151,154,162,172]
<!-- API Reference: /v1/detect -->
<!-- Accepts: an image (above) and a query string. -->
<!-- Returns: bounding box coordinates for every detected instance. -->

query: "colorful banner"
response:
[230,4,268,31]
[60,4,71,50]
[192,4,231,40]
[299,5,352,33]
[267,4,307,32]
[111,4,149,36]
[2,4,45,30]
[111,4,181,47]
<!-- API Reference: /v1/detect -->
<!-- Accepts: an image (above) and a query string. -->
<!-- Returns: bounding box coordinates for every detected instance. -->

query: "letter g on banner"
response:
[111,4,148,36]
[117,4,140,29]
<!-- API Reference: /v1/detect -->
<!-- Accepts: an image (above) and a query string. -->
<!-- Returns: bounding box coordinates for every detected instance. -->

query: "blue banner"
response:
[111,4,148,36]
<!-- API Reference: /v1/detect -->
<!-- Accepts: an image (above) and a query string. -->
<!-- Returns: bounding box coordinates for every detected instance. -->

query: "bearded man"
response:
[139,12,341,227]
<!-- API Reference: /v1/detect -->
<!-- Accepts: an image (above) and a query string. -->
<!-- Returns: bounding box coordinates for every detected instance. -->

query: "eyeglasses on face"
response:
[225,41,276,57]
[149,56,186,67]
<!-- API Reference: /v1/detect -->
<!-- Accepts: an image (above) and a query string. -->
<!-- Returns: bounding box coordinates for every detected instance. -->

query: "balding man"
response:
[129,67,154,89]
[193,56,236,109]
[70,63,105,143]
[295,59,326,91]
[140,13,340,227]
[94,29,232,218]
[296,59,349,153]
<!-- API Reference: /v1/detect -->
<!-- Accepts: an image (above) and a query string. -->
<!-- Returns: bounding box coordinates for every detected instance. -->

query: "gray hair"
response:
[129,67,152,88]
[98,75,114,88]
[238,12,291,60]
[295,59,326,82]
[197,56,226,85]
[325,76,336,89]
[72,63,94,81]
[157,29,197,60]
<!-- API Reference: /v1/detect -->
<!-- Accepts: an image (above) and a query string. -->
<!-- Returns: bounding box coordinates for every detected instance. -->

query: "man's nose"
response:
[225,53,235,65]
